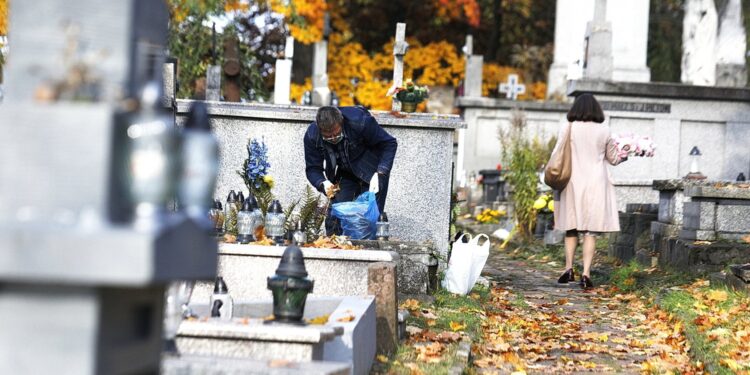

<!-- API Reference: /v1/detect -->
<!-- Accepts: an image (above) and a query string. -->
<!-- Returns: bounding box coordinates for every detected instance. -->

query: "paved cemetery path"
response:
[471,249,694,374]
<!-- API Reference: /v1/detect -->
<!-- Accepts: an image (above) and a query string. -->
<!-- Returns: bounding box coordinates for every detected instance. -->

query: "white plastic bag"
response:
[443,234,491,295]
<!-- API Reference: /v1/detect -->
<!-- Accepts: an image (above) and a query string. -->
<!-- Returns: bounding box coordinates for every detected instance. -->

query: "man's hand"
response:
[369,173,379,194]
[322,181,340,199]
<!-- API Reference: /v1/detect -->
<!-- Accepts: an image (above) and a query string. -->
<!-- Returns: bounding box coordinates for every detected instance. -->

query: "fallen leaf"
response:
[336,314,355,322]
[376,354,388,363]
[306,314,330,325]
[449,321,466,332]
[556,298,569,305]
[436,331,461,342]
[406,325,423,336]
[421,309,438,320]
[400,299,421,311]
[706,289,728,302]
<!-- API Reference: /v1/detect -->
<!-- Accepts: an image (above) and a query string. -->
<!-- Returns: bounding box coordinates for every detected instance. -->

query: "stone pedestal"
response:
[608,204,658,264]
[352,240,438,296]
[368,262,397,355]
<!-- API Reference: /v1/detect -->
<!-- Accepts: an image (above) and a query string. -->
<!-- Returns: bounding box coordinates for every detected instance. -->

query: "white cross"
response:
[498,74,526,100]
[462,35,473,56]
[391,23,408,112]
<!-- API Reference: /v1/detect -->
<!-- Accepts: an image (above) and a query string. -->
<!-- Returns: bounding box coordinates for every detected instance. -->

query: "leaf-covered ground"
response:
[376,240,750,374]
[476,250,699,374]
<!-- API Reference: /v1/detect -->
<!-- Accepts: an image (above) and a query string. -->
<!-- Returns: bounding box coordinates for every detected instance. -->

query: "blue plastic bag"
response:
[331,192,380,240]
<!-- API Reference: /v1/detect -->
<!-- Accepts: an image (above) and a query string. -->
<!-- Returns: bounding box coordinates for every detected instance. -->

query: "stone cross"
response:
[206,23,221,101]
[498,74,526,100]
[312,39,331,105]
[206,65,221,101]
[462,34,483,98]
[274,36,295,105]
[391,23,408,112]
[463,35,473,56]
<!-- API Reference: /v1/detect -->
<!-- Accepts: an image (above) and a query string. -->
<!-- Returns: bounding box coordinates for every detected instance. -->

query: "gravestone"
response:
[391,23,408,112]
[716,0,748,87]
[206,65,222,101]
[312,41,331,106]
[0,1,217,374]
[547,0,650,98]
[582,0,613,80]
[274,36,294,105]
[312,13,331,106]
[682,0,718,86]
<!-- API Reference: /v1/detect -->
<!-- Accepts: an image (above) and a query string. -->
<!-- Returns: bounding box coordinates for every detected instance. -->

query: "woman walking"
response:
[552,94,625,289]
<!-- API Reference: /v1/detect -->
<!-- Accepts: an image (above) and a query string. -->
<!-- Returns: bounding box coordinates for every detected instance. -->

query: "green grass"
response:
[373,285,491,374]
[658,290,736,375]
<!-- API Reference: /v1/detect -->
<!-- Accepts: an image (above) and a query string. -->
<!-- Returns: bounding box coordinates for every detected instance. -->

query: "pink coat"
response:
[552,121,623,233]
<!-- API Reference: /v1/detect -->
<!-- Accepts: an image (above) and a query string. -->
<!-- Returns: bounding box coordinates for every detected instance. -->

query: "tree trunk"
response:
[487,0,502,62]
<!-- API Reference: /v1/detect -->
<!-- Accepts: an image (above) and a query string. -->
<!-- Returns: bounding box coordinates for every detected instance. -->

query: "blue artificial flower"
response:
[245,138,271,188]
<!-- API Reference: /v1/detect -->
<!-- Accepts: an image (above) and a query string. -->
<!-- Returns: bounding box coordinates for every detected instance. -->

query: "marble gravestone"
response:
[582,0,613,80]
[547,0,650,98]
[274,36,294,105]
[681,0,719,86]
[716,0,747,87]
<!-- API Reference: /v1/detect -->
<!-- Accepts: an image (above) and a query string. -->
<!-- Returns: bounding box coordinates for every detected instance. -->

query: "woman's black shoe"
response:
[557,268,575,283]
[580,275,594,289]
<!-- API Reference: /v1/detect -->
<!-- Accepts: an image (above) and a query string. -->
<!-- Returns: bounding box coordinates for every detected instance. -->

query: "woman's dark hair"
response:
[567,93,605,123]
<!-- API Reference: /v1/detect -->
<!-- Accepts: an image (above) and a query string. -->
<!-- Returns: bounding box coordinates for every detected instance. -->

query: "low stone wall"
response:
[680,184,750,241]
[651,179,750,271]
[659,239,750,273]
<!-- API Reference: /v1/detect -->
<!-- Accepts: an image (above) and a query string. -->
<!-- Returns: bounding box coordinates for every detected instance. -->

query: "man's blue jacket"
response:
[303,106,398,192]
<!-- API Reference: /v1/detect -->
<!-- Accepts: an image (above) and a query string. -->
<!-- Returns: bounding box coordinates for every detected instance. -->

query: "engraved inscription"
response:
[599,101,671,113]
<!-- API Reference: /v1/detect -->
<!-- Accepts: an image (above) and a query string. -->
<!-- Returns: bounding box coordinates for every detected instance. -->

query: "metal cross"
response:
[498,74,526,100]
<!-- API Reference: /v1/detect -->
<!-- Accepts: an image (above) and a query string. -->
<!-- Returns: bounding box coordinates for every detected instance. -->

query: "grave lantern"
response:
[376,212,390,241]
[236,199,255,244]
[292,220,307,246]
[267,245,314,324]
[266,200,286,245]
[685,146,707,180]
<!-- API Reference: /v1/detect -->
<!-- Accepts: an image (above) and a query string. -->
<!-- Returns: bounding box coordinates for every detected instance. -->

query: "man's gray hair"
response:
[316,106,343,132]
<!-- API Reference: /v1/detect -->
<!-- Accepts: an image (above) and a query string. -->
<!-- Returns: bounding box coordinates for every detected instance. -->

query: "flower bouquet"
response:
[386,79,429,112]
[237,137,275,213]
[611,134,657,159]
[533,193,554,214]
[476,208,505,224]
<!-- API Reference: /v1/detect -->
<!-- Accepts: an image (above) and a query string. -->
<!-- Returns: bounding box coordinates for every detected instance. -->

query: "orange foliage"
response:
[0,0,7,36]
[278,0,544,110]
[271,0,327,44]
[434,0,481,27]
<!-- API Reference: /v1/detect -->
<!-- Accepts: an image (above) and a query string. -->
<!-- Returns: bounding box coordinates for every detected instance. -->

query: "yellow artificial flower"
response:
[533,198,547,210]
[547,200,554,212]
[263,175,275,189]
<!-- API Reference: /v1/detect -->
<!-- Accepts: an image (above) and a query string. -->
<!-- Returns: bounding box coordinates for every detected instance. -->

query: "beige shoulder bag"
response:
[543,123,572,191]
